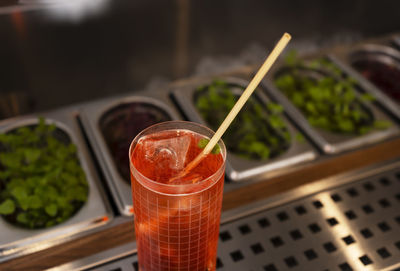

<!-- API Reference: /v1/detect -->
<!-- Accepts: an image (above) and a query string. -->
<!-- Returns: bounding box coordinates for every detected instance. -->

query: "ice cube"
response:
[143,134,191,171]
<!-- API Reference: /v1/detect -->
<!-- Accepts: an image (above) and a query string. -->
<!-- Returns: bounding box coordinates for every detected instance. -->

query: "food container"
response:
[0,109,112,262]
[80,91,181,216]
[171,77,317,182]
[331,44,400,121]
[263,54,399,154]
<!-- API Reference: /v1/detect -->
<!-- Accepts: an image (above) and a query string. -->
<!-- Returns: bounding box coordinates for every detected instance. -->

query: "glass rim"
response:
[129,120,226,195]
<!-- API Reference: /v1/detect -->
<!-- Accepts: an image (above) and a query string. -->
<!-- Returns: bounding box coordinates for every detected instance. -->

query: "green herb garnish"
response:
[274,53,389,135]
[194,80,291,160]
[0,199,15,215]
[0,117,88,229]
[373,120,392,129]
[197,138,221,154]
[360,93,375,102]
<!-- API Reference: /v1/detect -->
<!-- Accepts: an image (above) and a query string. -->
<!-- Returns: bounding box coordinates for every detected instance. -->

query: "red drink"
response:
[129,121,226,271]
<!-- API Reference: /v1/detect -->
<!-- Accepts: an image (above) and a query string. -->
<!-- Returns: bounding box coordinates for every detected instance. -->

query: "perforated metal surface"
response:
[68,166,400,271]
[215,169,400,271]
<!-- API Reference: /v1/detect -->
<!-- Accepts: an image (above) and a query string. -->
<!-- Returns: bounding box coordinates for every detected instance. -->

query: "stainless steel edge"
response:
[0,109,113,263]
[79,111,127,215]
[220,157,400,224]
[46,242,137,271]
[79,90,182,216]
[171,76,318,182]
[329,46,400,121]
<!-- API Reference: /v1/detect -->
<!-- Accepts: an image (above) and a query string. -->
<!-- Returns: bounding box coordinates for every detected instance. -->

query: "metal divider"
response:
[69,166,400,271]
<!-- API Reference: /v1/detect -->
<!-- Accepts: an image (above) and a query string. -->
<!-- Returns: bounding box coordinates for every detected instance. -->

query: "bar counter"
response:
[1,135,399,271]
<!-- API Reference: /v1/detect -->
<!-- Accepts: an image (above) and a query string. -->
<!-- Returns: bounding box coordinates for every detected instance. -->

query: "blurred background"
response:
[1,0,400,119]
[1,2,400,270]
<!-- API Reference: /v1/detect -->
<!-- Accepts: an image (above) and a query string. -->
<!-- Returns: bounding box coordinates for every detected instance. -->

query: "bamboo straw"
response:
[170,32,291,183]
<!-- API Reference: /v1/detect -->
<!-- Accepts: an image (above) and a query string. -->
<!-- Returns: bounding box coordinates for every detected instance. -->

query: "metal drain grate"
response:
[216,169,400,271]
[81,167,400,271]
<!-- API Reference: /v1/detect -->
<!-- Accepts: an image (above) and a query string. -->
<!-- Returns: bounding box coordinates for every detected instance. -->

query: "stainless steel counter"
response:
[46,158,400,271]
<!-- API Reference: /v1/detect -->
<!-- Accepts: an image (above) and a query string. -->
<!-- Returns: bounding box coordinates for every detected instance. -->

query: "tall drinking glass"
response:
[129,121,226,271]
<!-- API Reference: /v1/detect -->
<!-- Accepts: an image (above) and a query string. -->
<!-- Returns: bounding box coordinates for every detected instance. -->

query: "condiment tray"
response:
[79,90,181,216]
[330,38,400,121]
[0,109,112,262]
[262,54,400,154]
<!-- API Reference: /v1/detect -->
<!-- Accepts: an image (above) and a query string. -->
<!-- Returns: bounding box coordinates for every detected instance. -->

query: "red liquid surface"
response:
[131,130,225,271]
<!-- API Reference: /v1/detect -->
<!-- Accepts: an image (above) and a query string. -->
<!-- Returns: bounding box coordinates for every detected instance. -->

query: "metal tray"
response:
[262,55,400,154]
[171,76,317,182]
[0,109,112,262]
[79,90,182,216]
[331,43,400,121]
